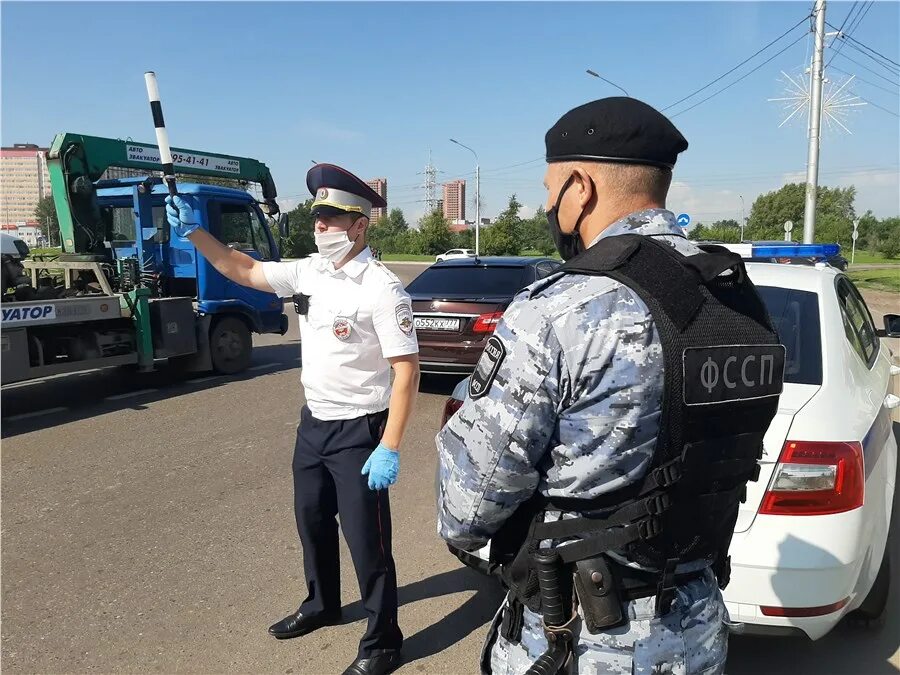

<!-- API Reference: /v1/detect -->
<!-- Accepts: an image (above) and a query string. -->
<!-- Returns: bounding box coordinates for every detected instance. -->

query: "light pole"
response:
[739,195,745,242]
[803,0,827,244]
[585,69,630,97]
[449,138,479,256]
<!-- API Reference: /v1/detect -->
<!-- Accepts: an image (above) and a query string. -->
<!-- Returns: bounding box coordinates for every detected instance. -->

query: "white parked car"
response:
[439,244,899,641]
[435,248,476,262]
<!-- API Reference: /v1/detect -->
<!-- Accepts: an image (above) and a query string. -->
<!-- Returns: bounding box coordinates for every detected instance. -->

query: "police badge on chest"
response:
[333,316,353,341]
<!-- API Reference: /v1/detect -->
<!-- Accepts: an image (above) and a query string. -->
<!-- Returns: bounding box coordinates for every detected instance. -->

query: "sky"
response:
[2,1,898,225]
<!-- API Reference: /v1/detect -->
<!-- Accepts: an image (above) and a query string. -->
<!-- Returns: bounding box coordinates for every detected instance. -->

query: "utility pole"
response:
[739,195,745,242]
[424,150,437,213]
[449,138,480,257]
[475,163,480,256]
[803,0,826,244]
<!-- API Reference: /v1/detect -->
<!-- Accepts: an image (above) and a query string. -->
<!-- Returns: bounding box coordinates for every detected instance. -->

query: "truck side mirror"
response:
[277,213,289,238]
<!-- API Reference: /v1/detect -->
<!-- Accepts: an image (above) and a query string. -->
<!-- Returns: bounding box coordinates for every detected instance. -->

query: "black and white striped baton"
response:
[143,71,178,197]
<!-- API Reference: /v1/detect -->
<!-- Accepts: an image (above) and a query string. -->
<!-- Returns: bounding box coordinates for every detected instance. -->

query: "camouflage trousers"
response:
[485,569,728,675]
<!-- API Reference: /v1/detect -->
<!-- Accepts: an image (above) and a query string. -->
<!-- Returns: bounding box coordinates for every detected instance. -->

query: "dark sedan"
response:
[405,256,561,374]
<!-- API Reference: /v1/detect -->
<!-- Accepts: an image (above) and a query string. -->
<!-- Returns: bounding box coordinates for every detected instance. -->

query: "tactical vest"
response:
[491,234,785,623]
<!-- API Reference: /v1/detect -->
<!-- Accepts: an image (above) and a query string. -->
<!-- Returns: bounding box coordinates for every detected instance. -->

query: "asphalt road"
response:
[2,262,898,674]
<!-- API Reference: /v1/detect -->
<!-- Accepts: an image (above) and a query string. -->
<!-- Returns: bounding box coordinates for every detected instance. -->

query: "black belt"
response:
[614,561,708,601]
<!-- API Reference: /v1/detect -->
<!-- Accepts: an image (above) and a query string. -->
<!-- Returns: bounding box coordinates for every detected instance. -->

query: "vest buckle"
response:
[654,461,682,488]
[646,493,672,516]
[638,516,661,540]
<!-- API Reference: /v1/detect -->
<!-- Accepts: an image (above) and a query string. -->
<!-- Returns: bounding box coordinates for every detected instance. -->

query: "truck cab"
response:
[95,180,287,337]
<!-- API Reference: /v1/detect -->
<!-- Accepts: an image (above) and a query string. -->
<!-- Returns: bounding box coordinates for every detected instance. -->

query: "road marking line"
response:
[6,406,68,421]
[106,388,157,401]
[248,363,278,371]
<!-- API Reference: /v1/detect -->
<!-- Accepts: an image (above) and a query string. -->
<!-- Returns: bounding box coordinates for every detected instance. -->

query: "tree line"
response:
[31,180,898,260]
[690,183,899,258]
[281,194,557,258]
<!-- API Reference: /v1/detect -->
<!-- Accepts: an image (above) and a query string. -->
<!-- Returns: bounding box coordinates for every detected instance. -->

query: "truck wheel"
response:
[848,542,891,626]
[209,316,252,374]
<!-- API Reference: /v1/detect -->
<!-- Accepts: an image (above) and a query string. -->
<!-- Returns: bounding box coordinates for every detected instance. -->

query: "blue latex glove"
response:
[165,195,200,237]
[361,443,400,491]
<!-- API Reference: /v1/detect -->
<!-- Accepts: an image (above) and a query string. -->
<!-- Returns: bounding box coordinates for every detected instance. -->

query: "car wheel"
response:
[847,543,891,625]
[210,316,252,374]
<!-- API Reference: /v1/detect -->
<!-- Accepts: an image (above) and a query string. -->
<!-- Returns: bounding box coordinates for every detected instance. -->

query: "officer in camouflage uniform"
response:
[436,98,757,675]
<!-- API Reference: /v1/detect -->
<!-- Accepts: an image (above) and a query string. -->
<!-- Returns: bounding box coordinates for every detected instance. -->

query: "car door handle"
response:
[885,394,900,410]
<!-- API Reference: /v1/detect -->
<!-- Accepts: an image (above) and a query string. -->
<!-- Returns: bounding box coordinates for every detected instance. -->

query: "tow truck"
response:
[1,133,290,385]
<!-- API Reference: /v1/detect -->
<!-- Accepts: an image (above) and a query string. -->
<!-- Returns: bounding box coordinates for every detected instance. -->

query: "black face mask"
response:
[547,174,593,261]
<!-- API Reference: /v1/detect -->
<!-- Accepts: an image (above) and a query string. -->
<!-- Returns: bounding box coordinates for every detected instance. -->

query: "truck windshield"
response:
[220,202,272,260]
[100,206,168,244]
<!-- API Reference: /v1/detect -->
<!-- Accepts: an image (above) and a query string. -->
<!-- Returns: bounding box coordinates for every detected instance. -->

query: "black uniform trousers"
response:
[292,405,402,657]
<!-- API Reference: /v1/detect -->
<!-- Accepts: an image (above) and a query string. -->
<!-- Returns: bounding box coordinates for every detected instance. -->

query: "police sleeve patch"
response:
[395,302,414,336]
[469,335,506,399]
[683,345,786,406]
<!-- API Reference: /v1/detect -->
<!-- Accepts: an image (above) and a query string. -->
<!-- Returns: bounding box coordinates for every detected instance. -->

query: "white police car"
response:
[439,243,899,640]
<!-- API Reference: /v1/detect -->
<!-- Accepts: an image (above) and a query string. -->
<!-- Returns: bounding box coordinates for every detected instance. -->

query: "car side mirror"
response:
[880,314,900,338]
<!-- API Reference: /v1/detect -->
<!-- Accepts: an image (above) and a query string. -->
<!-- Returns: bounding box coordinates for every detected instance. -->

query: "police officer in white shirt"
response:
[166,163,419,675]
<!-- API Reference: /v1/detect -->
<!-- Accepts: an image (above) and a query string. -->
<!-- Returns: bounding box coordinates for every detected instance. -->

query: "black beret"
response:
[545,97,688,169]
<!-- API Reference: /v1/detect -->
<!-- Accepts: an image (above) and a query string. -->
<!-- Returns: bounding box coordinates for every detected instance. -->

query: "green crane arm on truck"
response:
[47,133,280,254]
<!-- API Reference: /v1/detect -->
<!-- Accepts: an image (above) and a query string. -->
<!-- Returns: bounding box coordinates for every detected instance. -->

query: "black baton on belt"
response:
[525,551,575,675]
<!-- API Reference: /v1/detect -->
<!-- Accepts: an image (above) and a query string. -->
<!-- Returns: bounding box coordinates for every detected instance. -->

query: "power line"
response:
[480,157,545,174]
[843,40,900,76]
[832,1,858,41]
[857,95,900,118]
[829,66,899,96]
[660,13,811,112]
[825,0,870,69]
[834,27,900,70]
[669,32,808,119]
[828,26,900,76]
[844,0,874,38]
[835,51,900,86]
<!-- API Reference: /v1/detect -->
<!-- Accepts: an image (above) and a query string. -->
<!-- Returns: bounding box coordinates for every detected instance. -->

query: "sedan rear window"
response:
[756,286,822,385]
[407,266,531,296]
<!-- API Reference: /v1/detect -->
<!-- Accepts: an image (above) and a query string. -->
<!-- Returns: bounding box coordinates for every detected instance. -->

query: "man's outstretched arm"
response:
[167,195,274,293]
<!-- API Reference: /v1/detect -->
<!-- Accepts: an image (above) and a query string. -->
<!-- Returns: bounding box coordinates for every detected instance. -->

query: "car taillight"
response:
[760,597,849,617]
[759,441,864,516]
[473,312,504,333]
[441,397,463,427]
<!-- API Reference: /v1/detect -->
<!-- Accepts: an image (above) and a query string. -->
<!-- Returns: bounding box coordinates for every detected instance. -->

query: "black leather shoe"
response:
[342,651,402,675]
[267,609,341,639]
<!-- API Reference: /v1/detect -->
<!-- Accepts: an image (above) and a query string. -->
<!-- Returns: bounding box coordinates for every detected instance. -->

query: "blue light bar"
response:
[750,243,840,259]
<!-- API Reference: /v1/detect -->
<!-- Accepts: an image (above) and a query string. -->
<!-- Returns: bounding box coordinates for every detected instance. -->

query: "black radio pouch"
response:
[573,555,626,633]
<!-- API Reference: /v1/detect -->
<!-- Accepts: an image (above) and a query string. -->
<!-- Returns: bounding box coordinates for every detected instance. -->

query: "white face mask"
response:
[314,230,355,263]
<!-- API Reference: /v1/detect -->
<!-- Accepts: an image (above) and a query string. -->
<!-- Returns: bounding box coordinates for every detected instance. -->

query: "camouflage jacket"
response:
[436,208,703,551]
